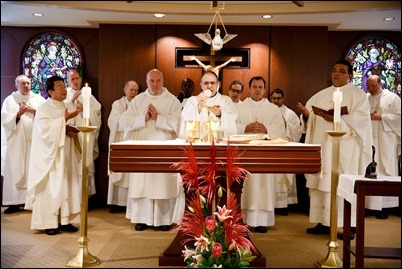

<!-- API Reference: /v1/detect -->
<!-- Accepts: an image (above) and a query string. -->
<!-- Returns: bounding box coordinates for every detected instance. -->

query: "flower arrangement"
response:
[173,143,256,268]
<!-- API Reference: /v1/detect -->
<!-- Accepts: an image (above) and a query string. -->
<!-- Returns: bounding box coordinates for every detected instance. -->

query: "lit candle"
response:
[333,87,342,123]
[82,83,91,119]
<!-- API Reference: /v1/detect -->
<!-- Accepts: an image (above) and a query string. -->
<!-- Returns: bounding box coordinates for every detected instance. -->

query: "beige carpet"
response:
[1,206,400,268]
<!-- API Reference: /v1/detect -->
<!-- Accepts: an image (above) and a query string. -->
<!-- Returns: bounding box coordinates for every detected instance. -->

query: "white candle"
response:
[82,83,91,119]
[333,87,342,123]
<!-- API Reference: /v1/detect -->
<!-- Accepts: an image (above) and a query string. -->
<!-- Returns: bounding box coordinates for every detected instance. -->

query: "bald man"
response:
[107,80,139,213]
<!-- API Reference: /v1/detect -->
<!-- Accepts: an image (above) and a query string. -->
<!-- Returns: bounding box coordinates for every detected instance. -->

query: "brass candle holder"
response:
[315,122,346,268]
[67,118,100,267]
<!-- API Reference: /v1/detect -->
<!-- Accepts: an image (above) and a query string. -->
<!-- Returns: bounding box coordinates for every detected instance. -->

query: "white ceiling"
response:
[1,1,401,31]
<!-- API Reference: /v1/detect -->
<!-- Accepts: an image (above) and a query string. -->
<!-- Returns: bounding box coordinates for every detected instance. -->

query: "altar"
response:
[109,140,321,267]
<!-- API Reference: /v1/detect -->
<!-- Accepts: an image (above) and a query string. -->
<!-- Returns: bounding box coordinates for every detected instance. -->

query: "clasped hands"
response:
[145,104,158,121]
[370,111,382,121]
[245,121,267,133]
[17,102,36,117]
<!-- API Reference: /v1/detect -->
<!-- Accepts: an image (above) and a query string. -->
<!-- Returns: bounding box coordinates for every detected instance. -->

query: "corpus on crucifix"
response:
[190,55,236,77]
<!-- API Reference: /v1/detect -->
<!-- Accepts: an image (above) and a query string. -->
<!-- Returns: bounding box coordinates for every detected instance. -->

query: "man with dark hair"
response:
[297,59,373,239]
[179,71,238,140]
[228,80,244,104]
[177,78,194,108]
[270,88,302,215]
[236,76,286,233]
[25,75,82,235]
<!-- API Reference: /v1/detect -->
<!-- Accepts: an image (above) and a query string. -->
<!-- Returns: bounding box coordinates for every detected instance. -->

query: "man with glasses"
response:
[175,71,238,226]
[270,88,303,216]
[228,80,244,104]
[296,59,373,240]
[179,71,238,140]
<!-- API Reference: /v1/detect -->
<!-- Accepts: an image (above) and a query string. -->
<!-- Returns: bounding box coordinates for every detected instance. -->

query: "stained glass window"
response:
[345,36,401,96]
[22,31,83,99]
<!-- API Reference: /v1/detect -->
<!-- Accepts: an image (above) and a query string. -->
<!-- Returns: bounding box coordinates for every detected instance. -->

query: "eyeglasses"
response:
[53,84,66,91]
[202,81,218,86]
[271,97,283,100]
[230,89,242,94]
[332,69,348,75]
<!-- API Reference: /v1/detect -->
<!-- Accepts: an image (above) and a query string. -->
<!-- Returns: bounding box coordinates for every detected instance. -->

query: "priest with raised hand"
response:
[296,59,373,240]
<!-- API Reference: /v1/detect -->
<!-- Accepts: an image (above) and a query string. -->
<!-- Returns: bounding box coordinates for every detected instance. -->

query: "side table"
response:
[339,174,401,268]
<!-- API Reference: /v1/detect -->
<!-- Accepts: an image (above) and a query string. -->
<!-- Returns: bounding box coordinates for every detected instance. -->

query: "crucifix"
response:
[190,55,235,77]
[176,48,249,91]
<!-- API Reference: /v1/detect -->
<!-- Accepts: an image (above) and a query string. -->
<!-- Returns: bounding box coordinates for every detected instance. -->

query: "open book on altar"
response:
[312,105,348,116]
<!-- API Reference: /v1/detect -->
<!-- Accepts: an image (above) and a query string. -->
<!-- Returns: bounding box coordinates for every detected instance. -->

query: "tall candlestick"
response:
[82,83,91,120]
[333,87,342,123]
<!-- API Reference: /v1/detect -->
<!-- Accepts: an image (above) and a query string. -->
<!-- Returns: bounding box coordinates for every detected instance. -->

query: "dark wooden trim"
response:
[109,143,321,174]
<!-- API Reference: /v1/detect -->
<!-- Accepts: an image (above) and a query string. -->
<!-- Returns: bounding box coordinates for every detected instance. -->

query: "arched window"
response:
[345,36,401,96]
[22,31,83,99]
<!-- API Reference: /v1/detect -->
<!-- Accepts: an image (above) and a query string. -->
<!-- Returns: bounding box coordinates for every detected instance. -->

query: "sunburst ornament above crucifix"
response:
[194,1,237,54]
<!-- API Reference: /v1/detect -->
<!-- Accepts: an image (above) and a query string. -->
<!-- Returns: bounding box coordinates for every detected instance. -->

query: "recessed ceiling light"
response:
[154,13,165,18]
[262,15,273,19]
[33,13,44,17]
[383,17,395,21]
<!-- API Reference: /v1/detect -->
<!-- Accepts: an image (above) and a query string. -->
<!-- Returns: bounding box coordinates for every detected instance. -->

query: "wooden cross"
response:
[176,47,249,71]
[176,47,249,92]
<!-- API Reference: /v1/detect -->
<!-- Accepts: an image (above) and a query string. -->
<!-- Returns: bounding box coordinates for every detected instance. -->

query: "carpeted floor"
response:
[1,206,400,268]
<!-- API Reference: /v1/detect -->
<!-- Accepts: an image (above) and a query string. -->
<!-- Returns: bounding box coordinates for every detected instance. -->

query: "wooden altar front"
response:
[109,140,321,267]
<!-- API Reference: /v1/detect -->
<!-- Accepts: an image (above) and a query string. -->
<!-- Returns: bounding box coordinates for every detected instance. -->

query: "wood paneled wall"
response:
[1,25,400,206]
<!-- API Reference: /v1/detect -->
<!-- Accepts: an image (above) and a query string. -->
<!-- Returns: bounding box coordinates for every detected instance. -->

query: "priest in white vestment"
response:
[236,76,286,233]
[25,75,82,235]
[107,80,139,212]
[366,75,400,215]
[179,71,238,140]
[1,75,46,214]
[174,71,238,224]
[121,69,182,231]
[228,80,244,105]
[297,60,373,237]
[270,88,303,213]
[66,70,102,196]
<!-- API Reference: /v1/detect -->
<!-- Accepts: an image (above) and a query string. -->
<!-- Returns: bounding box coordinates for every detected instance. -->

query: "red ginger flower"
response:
[212,242,223,258]
[205,216,217,233]
[176,142,256,268]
